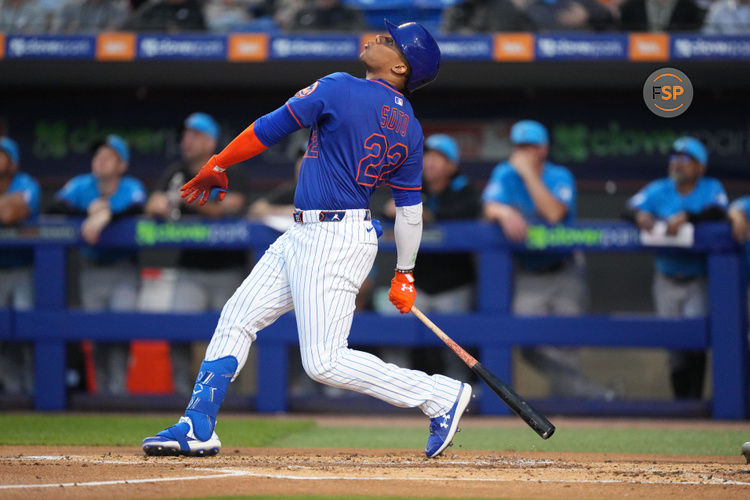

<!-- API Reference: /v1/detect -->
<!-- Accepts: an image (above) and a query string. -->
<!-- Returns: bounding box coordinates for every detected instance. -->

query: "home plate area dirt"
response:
[1,446,748,500]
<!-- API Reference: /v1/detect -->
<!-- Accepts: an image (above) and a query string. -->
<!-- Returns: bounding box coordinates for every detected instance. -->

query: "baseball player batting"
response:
[142,20,472,459]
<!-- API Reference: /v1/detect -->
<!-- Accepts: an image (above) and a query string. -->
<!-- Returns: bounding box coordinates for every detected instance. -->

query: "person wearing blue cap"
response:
[0,136,40,396]
[49,135,147,395]
[142,112,248,395]
[483,120,612,399]
[627,136,728,399]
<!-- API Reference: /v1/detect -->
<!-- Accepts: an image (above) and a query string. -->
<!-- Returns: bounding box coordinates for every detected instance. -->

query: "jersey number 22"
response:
[356,133,408,187]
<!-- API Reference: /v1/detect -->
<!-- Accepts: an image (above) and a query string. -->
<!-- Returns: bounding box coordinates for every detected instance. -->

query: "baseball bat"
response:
[411,305,555,440]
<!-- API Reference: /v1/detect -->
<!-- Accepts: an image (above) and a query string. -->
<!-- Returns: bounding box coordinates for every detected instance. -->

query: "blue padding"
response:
[185,356,238,441]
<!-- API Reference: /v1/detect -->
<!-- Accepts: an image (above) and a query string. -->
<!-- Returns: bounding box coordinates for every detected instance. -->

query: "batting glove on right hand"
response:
[389,270,416,314]
[180,155,228,206]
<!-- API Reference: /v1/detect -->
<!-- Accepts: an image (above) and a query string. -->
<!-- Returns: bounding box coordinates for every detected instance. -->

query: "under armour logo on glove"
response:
[181,154,229,205]
[389,271,417,314]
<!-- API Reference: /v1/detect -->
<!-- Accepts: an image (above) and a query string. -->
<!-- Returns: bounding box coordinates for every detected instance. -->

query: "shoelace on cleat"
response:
[429,419,440,435]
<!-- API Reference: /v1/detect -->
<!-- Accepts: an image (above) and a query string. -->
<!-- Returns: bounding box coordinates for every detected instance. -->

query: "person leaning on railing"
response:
[482,120,613,400]
[47,135,146,396]
[0,136,40,397]
[625,136,728,400]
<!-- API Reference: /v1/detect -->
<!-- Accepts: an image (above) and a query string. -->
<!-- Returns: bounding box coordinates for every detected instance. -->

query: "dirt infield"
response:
[1,444,748,500]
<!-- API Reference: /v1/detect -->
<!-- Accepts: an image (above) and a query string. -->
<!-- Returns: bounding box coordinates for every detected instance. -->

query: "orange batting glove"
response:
[180,155,228,206]
[389,270,416,314]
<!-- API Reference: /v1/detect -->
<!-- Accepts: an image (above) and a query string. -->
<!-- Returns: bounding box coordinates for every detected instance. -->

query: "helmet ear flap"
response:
[384,19,441,92]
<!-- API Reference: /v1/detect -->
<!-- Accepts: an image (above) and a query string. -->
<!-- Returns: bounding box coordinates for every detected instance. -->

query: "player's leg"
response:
[143,235,294,456]
[669,277,708,398]
[289,219,466,427]
[98,263,139,395]
[169,270,211,394]
[0,268,34,395]
[545,263,611,399]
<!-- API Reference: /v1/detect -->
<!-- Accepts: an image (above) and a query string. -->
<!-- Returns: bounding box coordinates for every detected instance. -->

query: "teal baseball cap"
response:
[185,112,220,141]
[94,134,130,163]
[672,136,707,166]
[425,134,459,163]
[510,120,548,145]
[0,137,19,164]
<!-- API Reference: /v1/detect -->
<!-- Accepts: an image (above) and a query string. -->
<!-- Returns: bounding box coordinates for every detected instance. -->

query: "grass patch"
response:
[0,414,745,456]
[0,414,315,447]
[273,425,746,456]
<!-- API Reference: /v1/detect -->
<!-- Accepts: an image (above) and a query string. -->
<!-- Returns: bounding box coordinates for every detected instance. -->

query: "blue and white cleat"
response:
[142,416,221,457]
[425,383,472,458]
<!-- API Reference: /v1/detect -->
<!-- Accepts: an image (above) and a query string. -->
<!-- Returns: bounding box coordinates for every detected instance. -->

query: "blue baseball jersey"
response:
[0,172,41,269]
[730,196,750,278]
[628,177,728,278]
[483,161,576,270]
[56,173,146,262]
[7,172,41,217]
[255,72,423,210]
[57,173,146,213]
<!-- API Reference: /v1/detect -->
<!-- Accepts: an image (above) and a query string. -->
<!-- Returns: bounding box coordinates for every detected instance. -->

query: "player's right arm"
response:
[482,165,528,242]
[625,181,659,232]
[181,74,344,205]
[729,196,750,243]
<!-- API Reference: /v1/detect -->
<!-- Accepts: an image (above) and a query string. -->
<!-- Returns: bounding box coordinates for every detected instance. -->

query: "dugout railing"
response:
[0,218,747,418]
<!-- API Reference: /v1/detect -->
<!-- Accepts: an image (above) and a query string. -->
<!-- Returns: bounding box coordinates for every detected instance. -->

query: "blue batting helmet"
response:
[385,19,441,92]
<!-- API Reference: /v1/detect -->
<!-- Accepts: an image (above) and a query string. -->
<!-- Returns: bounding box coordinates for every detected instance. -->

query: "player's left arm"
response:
[686,180,728,223]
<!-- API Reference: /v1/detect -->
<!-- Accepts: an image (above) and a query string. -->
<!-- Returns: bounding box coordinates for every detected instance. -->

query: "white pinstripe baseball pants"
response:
[205,209,462,417]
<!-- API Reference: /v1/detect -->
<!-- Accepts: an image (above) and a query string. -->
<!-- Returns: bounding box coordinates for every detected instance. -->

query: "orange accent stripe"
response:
[654,103,684,112]
[286,102,303,128]
[215,121,269,167]
[654,73,682,82]
[386,183,421,191]
[370,79,404,97]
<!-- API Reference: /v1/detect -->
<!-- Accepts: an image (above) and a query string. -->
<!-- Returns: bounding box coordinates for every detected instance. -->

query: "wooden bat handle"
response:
[411,305,478,368]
